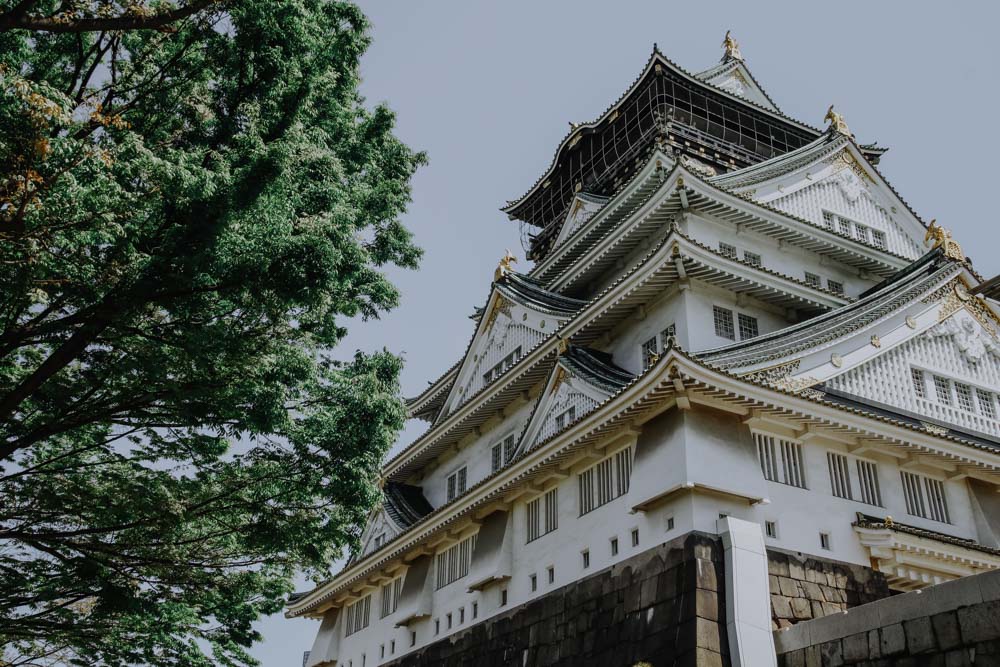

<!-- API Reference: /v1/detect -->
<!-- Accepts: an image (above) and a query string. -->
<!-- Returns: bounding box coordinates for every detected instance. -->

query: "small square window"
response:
[610,537,619,556]
[719,242,738,259]
[820,532,831,550]
[743,250,762,267]
[666,516,675,531]
[582,550,590,569]
[804,272,821,287]
[765,520,778,539]
[827,280,844,295]
[547,566,555,584]
[631,528,640,547]
[530,574,537,592]
[713,306,735,340]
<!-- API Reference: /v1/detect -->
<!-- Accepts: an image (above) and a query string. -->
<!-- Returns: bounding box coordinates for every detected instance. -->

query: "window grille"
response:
[544,488,558,534]
[380,576,403,618]
[641,336,658,367]
[804,272,821,287]
[822,211,836,230]
[978,389,997,418]
[525,489,558,543]
[780,440,805,488]
[933,376,952,405]
[579,448,632,515]
[345,595,371,636]
[713,306,735,340]
[754,433,805,488]
[719,242,738,258]
[827,452,853,500]
[872,230,887,249]
[955,383,975,412]
[855,225,870,244]
[743,250,762,267]
[901,472,950,523]
[435,535,477,589]
[911,368,925,398]
[827,280,844,295]
[838,218,852,236]
[856,459,882,506]
[491,443,503,473]
[738,313,759,340]
[447,467,467,502]
[755,433,778,481]
[554,406,576,431]
[482,346,522,384]
[526,497,541,542]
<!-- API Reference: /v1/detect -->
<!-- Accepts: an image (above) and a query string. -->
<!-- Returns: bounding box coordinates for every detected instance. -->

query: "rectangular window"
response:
[820,532,831,550]
[719,242,738,259]
[713,306,735,340]
[933,376,953,405]
[955,382,975,412]
[491,442,503,473]
[856,459,882,506]
[827,280,844,295]
[827,452,853,500]
[446,613,452,630]
[901,472,950,523]
[855,225,870,244]
[911,368,926,398]
[526,489,557,543]
[871,230,887,250]
[472,602,478,619]
[631,528,640,547]
[379,576,403,618]
[526,497,541,543]
[804,272,821,287]
[666,516,675,531]
[610,537,619,556]
[446,467,467,502]
[764,520,777,539]
[978,389,997,419]
[579,448,631,515]
[554,405,576,431]
[641,336,659,367]
[547,566,555,584]
[435,535,477,589]
[544,488,558,534]
[822,210,836,230]
[529,573,537,592]
[459,607,464,624]
[743,250,762,267]
[344,594,372,636]
[838,218,852,236]
[738,313,759,340]
[500,589,507,606]
[582,550,590,569]
[754,433,805,488]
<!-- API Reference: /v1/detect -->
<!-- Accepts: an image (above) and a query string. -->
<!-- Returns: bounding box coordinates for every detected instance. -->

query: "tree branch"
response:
[0,0,220,33]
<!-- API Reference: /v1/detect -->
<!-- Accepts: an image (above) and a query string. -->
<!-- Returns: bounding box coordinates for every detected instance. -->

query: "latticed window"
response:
[901,472,950,523]
[554,406,576,431]
[855,225,870,244]
[910,368,925,398]
[933,376,953,405]
[827,280,844,295]
[380,576,403,618]
[822,210,836,230]
[838,218,852,236]
[719,242,738,259]
[978,389,997,419]
[871,230,887,249]
[827,452,852,500]
[713,306,735,340]
[641,336,658,367]
[804,272,821,287]
[955,383,975,412]
[856,459,882,507]
[754,433,805,488]
[491,443,503,473]
[528,488,558,543]
[435,535,477,589]
[743,251,762,267]
[579,448,632,515]
[738,313,759,340]
[345,594,371,636]
[447,467,467,502]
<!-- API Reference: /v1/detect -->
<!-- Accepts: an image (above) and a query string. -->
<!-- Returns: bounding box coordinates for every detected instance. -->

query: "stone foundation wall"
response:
[775,568,1000,666]
[767,550,891,630]
[384,532,729,667]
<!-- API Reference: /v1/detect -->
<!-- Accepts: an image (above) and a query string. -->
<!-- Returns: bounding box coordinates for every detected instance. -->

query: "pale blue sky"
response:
[251,2,1000,664]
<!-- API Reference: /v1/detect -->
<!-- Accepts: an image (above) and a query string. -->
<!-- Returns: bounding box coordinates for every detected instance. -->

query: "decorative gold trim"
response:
[831,353,844,368]
[494,249,517,282]
[722,30,743,62]
[870,334,882,349]
[924,220,965,262]
[740,359,801,386]
[906,316,917,329]
[925,277,999,337]
[920,421,948,436]
[823,105,853,138]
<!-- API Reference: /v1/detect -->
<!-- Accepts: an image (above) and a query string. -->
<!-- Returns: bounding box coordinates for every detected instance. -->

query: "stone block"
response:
[979,569,1000,603]
[903,616,936,654]
[867,629,880,659]
[770,575,781,595]
[788,559,806,581]
[769,553,791,577]
[880,623,906,657]
[820,639,844,666]
[932,610,962,651]
[780,577,802,598]
[694,558,718,592]
[958,599,1000,643]
[791,597,812,620]
[841,631,869,663]
[695,616,721,653]
[771,594,793,619]
[695,588,718,622]
[639,575,658,610]
[801,581,825,601]
[694,647,724,667]
[945,648,973,667]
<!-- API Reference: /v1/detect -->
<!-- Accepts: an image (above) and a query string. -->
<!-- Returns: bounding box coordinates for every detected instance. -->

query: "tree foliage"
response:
[0,1,424,664]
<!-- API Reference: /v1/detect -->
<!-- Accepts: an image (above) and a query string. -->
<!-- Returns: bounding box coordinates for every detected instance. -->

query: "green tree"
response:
[0,1,424,664]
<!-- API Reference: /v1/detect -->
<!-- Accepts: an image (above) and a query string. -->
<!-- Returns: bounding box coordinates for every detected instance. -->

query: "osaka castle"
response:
[288,33,1000,667]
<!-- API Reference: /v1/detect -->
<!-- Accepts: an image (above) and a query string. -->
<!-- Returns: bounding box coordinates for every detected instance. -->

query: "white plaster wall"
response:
[684,281,791,353]
[684,212,878,296]
[603,286,687,375]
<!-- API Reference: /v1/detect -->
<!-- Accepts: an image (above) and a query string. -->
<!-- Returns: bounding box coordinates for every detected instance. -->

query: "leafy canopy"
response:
[0,1,424,665]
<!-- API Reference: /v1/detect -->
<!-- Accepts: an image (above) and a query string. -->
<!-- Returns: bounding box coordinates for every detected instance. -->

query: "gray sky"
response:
[250,2,1000,664]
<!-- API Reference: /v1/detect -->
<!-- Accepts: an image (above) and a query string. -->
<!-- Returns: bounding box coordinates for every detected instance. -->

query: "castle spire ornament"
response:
[824,105,853,137]
[721,30,743,62]
[494,249,518,281]
[924,220,965,262]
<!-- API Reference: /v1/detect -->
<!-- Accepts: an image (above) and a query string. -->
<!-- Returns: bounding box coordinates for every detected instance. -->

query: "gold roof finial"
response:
[924,219,965,262]
[824,105,853,137]
[722,30,743,62]
[885,515,894,527]
[494,249,518,281]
